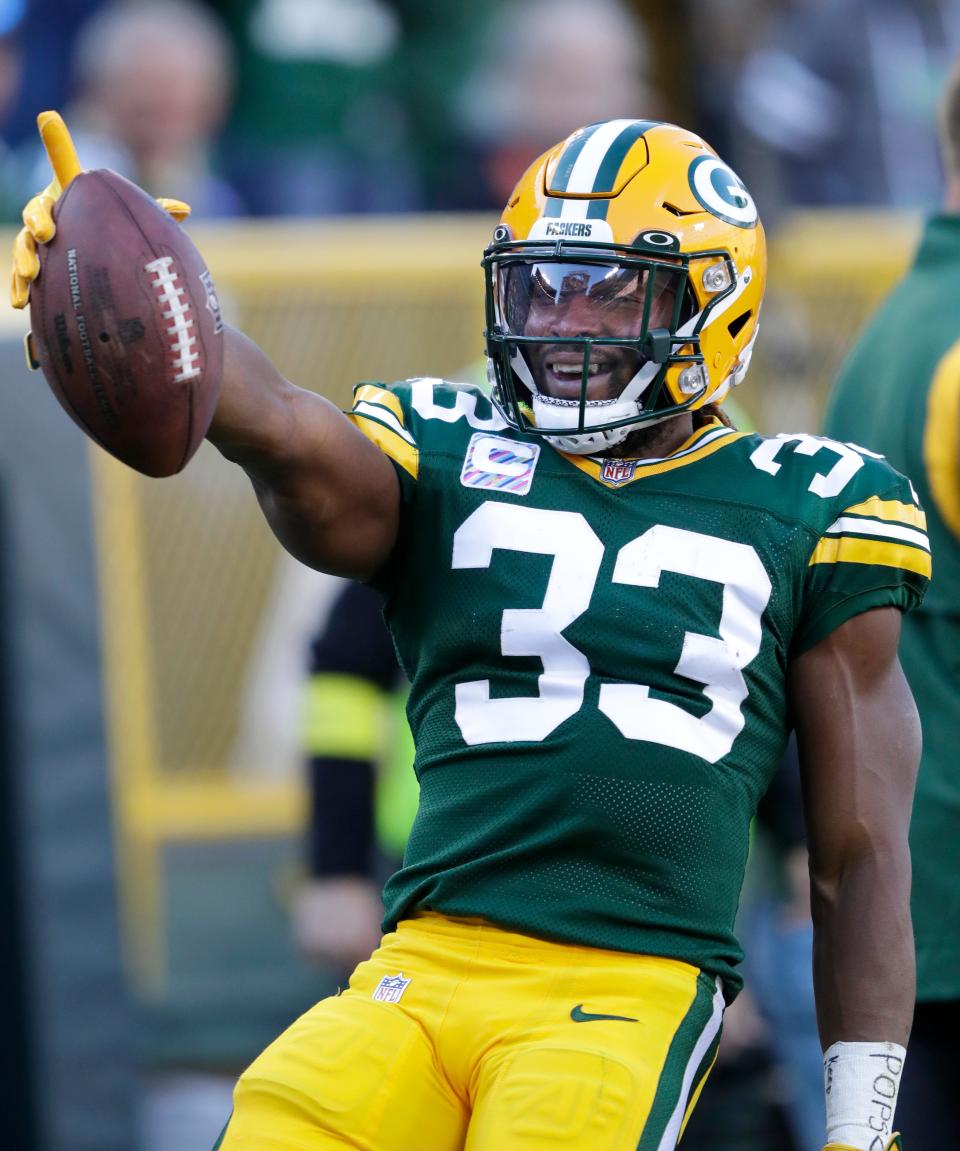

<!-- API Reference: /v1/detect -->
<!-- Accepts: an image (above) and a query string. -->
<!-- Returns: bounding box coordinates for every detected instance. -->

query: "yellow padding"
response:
[808,535,932,578]
[301,674,385,759]
[348,412,419,479]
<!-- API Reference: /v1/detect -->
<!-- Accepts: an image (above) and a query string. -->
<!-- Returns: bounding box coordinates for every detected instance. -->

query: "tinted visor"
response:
[498,260,686,338]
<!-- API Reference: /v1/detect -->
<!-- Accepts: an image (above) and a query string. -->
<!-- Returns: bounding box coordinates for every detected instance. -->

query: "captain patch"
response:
[460,434,540,495]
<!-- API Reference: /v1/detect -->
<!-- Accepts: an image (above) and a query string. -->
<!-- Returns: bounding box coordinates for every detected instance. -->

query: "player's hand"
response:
[291,876,384,971]
[822,1136,902,1151]
[10,110,191,310]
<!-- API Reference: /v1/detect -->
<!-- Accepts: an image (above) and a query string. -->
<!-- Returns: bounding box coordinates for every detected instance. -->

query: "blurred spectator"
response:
[822,54,960,1146]
[669,0,779,160]
[210,0,429,215]
[0,2,25,220]
[22,0,243,217]
[0,0,104,148]
[452,0,661,210]
[0,2,22,124]
[732,0,960,216]
[292,579,418,972]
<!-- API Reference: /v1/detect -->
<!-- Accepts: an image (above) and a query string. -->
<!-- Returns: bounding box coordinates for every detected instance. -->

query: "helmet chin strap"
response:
[537,402,681,455]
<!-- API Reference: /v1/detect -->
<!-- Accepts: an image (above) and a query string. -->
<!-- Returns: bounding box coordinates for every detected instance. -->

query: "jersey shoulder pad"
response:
[806,443,930,586]
[774,435,931,653]
[742,430,922,522]
[349,378,508,480]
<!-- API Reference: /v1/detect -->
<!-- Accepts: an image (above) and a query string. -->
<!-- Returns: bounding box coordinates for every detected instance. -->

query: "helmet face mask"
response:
[483,120,766,454]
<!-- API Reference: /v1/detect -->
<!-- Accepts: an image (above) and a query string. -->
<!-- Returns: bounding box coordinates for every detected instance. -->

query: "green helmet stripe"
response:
[589,120,656,196]
[546,120,658,221]
[551,124,601,191]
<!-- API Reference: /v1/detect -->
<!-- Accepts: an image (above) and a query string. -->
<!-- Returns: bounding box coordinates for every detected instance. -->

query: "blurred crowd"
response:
[5,3,957,1151]
[0,0,958,222]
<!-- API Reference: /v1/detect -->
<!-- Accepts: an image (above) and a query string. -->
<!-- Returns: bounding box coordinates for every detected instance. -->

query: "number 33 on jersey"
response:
[348,379,929,991]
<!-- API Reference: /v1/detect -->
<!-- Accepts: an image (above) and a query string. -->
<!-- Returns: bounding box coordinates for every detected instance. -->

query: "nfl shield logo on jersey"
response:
[600,459,638,486]
[372,973,411,1004]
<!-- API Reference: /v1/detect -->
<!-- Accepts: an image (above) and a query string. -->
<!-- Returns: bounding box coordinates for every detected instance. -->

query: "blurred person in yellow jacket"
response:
[292,579,417,971]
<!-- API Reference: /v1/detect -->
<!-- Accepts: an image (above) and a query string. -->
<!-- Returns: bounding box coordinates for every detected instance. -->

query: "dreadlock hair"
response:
[696,402,737,430]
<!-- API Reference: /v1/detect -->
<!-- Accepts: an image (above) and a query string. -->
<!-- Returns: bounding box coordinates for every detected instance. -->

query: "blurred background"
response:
[0,1,953,1149]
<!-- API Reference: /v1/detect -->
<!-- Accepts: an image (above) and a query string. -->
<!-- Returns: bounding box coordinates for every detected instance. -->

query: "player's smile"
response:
[533,346,641,402]
[515,261,674,407]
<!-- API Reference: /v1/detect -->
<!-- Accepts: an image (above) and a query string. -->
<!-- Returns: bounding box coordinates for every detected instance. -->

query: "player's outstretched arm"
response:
[209,327,400,579]
[789,606,918,1151]
[12,112,400,581]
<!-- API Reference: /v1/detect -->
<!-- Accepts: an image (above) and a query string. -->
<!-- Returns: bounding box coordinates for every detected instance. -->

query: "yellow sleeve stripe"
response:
[352,384,406,426]
[301,674,386,759]
[348,412,419,479]
[809,535,932,578]
[841,496,927,530]
[923,337,960,538]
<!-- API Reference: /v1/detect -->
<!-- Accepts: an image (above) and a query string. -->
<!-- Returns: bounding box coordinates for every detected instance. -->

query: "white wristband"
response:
[823,1040,906,1150]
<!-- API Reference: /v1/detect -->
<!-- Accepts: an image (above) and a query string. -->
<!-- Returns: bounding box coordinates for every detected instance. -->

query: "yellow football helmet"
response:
[483,119,766,453]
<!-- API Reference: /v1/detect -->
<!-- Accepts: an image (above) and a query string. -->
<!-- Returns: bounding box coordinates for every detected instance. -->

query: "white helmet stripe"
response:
[563,119,648,196]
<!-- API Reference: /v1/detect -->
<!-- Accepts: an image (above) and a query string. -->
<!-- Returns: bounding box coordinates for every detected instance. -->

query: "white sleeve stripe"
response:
[352,402,416,445]
[825,516,930,551]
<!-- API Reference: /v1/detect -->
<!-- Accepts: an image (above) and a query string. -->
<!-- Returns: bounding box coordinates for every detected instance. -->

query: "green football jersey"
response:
[349,380,929,995]
[824,214,960,1000]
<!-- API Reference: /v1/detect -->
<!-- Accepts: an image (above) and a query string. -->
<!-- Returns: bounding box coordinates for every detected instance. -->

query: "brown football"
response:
[29,169,224,477]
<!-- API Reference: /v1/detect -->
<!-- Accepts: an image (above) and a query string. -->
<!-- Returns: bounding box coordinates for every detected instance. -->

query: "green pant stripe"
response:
[637,973,724,1151]
[211,1113,232,1150]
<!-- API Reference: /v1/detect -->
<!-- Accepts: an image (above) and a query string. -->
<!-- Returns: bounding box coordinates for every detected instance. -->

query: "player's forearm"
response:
[208,326,400,577]
[208,325,311,482]
[790,610,920,1052]
[810,842,915,1048]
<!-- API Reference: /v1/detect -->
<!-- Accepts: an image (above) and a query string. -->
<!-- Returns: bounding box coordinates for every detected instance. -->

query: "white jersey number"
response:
[598,525,772,763]
[452,504,772,762]
[748,433,879,498]
[452,503,603,744]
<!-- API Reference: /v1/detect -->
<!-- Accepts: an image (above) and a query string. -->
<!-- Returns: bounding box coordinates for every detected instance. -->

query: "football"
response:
[29,169,224,477]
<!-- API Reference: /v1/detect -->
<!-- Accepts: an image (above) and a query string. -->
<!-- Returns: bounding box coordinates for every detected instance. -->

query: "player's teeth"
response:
[550,363,602,376]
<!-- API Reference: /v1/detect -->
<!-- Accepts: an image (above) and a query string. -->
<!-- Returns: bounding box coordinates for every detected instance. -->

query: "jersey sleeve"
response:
[347,381,420,503]
[345,381,421,594]
[793,467,931,654]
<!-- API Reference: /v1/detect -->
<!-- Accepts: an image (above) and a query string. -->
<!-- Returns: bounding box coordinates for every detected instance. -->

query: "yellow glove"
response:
[823,1136,902,1151]
[10,110,191,311]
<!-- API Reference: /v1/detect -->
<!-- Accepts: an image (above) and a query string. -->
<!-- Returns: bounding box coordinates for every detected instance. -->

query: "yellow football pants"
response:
[218,912,724,1150]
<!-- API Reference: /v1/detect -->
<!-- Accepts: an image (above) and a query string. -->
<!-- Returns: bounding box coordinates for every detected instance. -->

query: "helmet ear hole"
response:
[728,310,752,339]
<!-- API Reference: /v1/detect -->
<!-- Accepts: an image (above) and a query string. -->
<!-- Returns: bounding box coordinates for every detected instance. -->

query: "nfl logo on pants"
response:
[372,973,411,1004]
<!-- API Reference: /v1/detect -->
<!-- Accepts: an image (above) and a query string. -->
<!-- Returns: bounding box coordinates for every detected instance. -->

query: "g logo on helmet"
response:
[688,155,758,229]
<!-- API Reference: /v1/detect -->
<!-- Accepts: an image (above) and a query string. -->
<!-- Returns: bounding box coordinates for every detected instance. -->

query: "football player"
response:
[822,55,960,1147]
[13,114,922,1151]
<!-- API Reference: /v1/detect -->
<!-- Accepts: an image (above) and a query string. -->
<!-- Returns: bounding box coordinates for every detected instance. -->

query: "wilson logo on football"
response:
[145,255,200,382]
